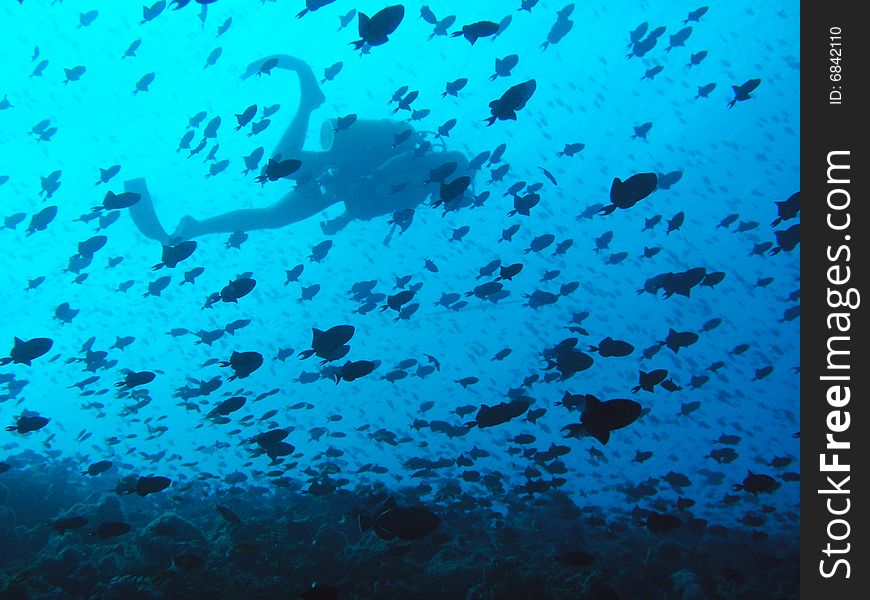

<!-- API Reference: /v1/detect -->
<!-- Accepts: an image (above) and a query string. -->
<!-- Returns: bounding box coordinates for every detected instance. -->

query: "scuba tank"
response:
[320,118,423,176]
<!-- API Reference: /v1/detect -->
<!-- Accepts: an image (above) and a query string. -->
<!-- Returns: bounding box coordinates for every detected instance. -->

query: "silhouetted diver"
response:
[126,55,470,243]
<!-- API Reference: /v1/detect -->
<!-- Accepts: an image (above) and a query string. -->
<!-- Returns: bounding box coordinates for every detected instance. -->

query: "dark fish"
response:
[632,369,668,393]
[181,267,205,285]
[631,122,652,140]
[50,516,89,534]
[436,176,471,208]
[94,164,122,186]
[660,329,699,353]
[508,192,540,217]
[140,1,166,24]
[633,450,653,463]
[562,395,642,444]
[359,497,440,541]
[235,104,257,130]
[541,9,574,50]
[1,337,53,366]
[299,325,355,360]
[123,39,142,59]
[321,61,343,84]
[309,240,333,262]
[733,471,781,494]
[224,319,251,336]
[543,339,594,380]
[78,10,99,27]
[687,50,707,67]
[471,399,530,428]
[7,415,50,434]
[753,366,774,381]
[132,72,156,95]
[154,241,196,270]
[115,370,156,389]
[684,6,709,24]
[442,78,468,98]
[666,211,685,234]
[524,289,559,309]
[220,277,256,303]
[657,171,683,190]
[434,118,458,140]
[217,17,232,36]
[2,212,26,229]
[695,82,717,99]
[62,65,86,84]
[27,206,58,235]
[83,460,113,476]
[539,167,558,186]
[557,142,584,157]
[599,172,658,215]
[351,4,405,49]
[490,54,519,80]
[220,351,263,380]
[203,47,222,68]
[642,65,664,80]
[772,191,800,226]
[452,20,499,45]
[485,80,536,126]
[297,0,337,19]
[645,513,681,533]
[589,337,634,357]
[334,113,357,131]
[665,26,692,52]
[381,290,415,311]
[255,158,301,183]
[770,223,800,254]
[728,78,762,108]
[334,360,376,384]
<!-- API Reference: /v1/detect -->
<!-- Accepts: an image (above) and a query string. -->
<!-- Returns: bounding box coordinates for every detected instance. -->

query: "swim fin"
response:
[124,178,170,243]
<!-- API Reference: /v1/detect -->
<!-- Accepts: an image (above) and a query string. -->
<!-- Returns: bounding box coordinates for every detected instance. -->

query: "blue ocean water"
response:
[0,1,799,598]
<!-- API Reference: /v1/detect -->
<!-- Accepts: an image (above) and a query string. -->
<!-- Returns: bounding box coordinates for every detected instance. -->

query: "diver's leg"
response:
[253,56,326,159]
[171,185,336,240]
[124,178,170,244]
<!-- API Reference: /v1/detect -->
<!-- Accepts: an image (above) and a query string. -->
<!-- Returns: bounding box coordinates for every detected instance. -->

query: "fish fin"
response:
[588,426,610,445]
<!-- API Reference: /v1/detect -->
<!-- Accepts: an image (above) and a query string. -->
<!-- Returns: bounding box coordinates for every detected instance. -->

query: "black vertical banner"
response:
[802,2,868,598]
